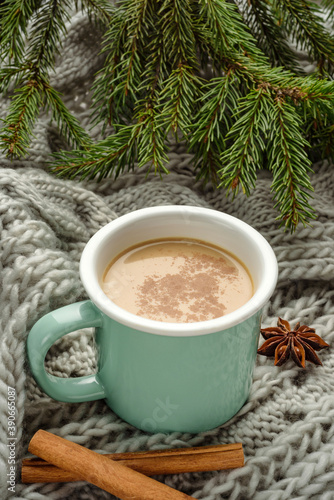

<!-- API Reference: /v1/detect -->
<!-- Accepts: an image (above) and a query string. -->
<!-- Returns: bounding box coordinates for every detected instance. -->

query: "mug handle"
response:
[27,300,106,403]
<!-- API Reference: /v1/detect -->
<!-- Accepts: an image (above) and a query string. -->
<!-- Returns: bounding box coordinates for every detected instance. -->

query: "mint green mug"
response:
[27,206,277,433]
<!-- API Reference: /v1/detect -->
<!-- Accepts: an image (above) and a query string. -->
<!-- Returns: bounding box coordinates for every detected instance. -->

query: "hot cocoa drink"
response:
[102,238,253,323]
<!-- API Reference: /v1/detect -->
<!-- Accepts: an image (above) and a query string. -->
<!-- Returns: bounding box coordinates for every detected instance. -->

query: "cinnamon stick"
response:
[28,430,194,500]
[22,442,244,483]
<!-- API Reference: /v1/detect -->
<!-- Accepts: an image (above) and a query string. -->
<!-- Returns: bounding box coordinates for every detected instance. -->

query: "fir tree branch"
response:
[135,21,169,173]
[91,9,129,130]
[189,73,240,183]
[160,64,202,134]
[26,0,72,74]
[267,96,316,230]
[297,79,334,156]
[42,79,92,148]
[320,0,334,20]
[239,0,299,70]
[139,23,166,98]
[0,0,41,62]
[191,76,237,148]
[218,87,271,195]
[54,56,169,180]
[1,0,334,231]
[275,0,334,74]
[0,73,91,156]
[51,124,138,180]
[0,64,30,93]
[52,114,169,180]
[300,92,334,161]
[135,101,169,174]
[91,0,154,130]
[54,77,169,178]
[159,0,197,67]
[316,123,334,160]
[298,78,334,102]
[198,0,267,64]
[78,0,115,24]
[122,0,152,98]
[0,79,43,157]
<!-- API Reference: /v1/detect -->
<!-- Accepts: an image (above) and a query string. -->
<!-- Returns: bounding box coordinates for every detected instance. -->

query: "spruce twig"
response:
[26,0,71,74]
[1,0,334,232]
[239,0,299,70]
[275,0,334,75]
[189,74,240,183]
[43,80,92,148]
[1,79,43,157]
[0,0,92,155]
[78,0,115,24]
[219,87,271,196]
[268,96,315,230]
[52,124,137,180]
[0,0,41,62]
[321,0,334,21]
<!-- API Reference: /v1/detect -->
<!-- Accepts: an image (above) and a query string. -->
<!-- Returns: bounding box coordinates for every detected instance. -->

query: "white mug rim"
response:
[80,206,278,336]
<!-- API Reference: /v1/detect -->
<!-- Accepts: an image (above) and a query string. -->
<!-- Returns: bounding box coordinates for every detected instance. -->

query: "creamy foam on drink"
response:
[102,238,253,323]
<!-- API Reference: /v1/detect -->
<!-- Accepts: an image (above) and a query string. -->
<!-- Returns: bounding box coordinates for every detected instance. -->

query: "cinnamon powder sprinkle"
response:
[102,239,253,323]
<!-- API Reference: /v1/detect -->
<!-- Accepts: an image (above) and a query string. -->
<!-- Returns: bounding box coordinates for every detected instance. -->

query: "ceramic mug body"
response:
[27,206,278,433]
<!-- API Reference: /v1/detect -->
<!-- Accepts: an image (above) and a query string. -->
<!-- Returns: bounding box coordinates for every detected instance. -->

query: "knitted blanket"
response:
[1,11,334,500]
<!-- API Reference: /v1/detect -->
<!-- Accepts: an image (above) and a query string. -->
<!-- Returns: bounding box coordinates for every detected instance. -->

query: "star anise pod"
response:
[257,317,329,368]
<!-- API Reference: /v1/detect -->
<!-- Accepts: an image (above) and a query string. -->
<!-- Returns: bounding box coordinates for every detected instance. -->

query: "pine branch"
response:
[91,0,154,130]
[77,0,114,24]
[299,82,334,160]
[135,101,169,174]
[135,21,169,173]
[0,79,43,157]
[159,0,197,67]
[267,96,316,231]
[149,0,201,136]
[2,0,334,231]
[239,0,299,71]
[160,64,202,135]
[275,0,334,75]
[1,0,94,156]
[0,73,91,157]
[320,0,334,20]
[219,87,271,196]
[139,19,166,97]
[189,73,241,183]
[26,0,72,74]
[42,79,92,148]
[0,0,41,62]
[299,78,334,102]
[192,76,238,148]
[197,0,267,64]
[51,125,137,180]
[315,123,334,160]
[91,8,129,130]
[121,0,152,99]
[0,64,30,93]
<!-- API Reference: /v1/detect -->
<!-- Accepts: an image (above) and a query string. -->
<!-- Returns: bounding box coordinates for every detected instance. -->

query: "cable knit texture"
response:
[1,11,334,500]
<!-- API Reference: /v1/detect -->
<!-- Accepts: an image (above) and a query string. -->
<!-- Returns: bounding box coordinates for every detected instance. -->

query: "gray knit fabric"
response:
[1,11,334,500]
